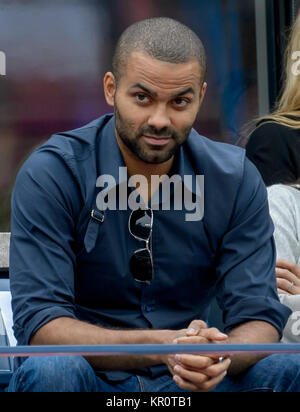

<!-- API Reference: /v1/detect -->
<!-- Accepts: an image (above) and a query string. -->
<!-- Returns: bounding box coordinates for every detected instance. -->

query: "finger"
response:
[277,279,300,295]
[174,373,225,393]
[174,336,221,359]
[178,329,228,342]
[277,288,288,295]
[186,320,207,336]
[276,268,299,285]
[196,370,228,392]
[174,336,225,361]
[175,354,215,370]
[176,354,231,376]
[167,355,177,374]
[200,358,231,378]
[199,327,228,341]
[277,278,294,294]
[173,366,227,392]
[173,375,199,392]
[176,336,209,344]
[174,364,209,386]
[276,260,300,279]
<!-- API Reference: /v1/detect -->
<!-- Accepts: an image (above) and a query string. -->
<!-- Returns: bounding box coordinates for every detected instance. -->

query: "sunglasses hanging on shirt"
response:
[128,208,154,283]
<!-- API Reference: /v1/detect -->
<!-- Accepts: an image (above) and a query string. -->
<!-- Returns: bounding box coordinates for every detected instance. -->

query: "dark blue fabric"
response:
[9,114,291,376]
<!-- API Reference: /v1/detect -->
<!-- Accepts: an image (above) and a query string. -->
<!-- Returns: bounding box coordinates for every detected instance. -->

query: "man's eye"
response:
[135,93,150,103]
[173,98,188,108]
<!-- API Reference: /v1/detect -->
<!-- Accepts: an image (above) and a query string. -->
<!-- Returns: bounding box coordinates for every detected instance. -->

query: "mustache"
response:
[137,126,177,139]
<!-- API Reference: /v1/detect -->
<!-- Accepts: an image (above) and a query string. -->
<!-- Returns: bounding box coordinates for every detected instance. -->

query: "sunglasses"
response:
[128,208,154,283]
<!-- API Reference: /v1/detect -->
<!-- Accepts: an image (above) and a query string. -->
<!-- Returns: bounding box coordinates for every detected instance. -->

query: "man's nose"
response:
[147,106,171,131]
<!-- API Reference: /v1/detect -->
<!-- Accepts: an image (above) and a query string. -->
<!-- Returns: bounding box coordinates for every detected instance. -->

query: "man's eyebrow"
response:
[129,83,158,98]
[129,84,195,98]
[171,87,195,98]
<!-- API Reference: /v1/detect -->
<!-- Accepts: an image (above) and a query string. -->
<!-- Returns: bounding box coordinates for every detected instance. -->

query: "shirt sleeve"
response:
[267,185,300,263]
[10,148,81,345]
[246,122,297,186]
[216,158,291,336]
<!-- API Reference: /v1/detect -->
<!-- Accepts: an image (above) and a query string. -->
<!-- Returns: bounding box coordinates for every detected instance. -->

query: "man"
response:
[7,17,300,392]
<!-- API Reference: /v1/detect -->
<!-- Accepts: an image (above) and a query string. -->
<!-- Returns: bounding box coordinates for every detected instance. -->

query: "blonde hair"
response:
[258,11,300,129]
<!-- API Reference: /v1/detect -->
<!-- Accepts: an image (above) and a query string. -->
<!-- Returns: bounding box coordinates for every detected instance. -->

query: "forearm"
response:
[30,316,176,371]
[227,321,280,376]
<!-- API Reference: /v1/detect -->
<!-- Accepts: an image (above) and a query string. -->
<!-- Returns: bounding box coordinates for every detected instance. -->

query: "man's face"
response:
[104,52,206,164]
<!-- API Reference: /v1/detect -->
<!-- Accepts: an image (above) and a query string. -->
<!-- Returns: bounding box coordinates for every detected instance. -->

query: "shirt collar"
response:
[98,115,127,186]
[173,143,198,191]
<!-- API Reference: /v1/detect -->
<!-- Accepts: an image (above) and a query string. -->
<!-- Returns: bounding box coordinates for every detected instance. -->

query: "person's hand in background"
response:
[276,259,300,295]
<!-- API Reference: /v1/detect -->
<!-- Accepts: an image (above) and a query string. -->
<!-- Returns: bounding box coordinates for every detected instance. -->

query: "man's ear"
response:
[199,82,207,106]
[103,72,116,107]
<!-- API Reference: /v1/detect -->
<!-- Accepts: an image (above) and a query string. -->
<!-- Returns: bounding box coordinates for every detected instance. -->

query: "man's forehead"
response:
[123,51,202,89]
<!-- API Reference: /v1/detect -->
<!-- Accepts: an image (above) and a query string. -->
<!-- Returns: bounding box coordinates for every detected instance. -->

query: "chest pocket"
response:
[83,209,105,253]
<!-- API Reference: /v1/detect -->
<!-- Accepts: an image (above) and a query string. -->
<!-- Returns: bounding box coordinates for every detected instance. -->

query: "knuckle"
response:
[193,356,210,369]
[202,357,213,368]
[179,380,195,391]
[206,368,219,378]
[200,380,213,391]
[207,327,219,336]
[210,327,219,333]
[196,374,208,384]
[190,320,207,331]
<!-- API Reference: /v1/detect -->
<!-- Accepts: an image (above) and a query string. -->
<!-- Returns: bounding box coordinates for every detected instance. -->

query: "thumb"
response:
[200,327,228,341]
[186,320,207,336]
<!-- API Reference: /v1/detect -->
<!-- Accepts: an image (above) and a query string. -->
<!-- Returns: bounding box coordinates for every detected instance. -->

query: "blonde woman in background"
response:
[246,11,300,186]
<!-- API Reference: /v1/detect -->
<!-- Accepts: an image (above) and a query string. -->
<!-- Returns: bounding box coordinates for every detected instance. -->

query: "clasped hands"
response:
[165,320,231,392]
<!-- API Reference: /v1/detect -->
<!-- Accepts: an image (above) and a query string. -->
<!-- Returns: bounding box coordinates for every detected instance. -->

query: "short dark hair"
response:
[112,17,207,84]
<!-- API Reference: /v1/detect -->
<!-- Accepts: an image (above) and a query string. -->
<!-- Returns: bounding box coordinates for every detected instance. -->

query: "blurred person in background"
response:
[246,11,300,187]
[246,10,300,345]
[268,181,300,343]
[182,0,250,143]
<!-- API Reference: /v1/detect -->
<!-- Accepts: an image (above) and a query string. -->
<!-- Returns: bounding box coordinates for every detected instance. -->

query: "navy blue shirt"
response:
[10,115,290,362]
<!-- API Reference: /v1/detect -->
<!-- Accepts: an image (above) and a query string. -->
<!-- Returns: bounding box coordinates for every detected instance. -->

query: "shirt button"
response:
[144,305,152,313]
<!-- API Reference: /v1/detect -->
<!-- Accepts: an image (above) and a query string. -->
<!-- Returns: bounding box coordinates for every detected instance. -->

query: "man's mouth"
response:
[142,135,171,146]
